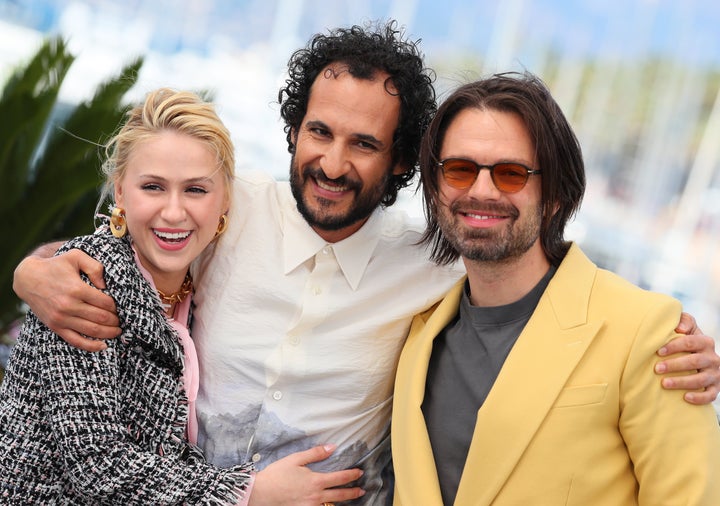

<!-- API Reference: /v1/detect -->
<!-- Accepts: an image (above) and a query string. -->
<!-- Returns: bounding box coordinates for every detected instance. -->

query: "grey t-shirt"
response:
[422,267,555,505]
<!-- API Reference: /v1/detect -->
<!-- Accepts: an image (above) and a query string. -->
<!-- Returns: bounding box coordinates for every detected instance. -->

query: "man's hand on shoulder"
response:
[655,312,720,405]
[13,247,120,351]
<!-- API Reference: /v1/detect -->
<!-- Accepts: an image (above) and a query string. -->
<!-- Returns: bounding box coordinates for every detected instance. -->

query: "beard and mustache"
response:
[437,198,542,264]
[289,158,391,232]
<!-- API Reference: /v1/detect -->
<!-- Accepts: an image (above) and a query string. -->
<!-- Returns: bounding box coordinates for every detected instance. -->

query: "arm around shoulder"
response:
[13,244,120,349]
[13,241,64,298]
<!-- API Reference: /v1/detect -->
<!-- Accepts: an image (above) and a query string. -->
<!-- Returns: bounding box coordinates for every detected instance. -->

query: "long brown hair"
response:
[420,71,586,266]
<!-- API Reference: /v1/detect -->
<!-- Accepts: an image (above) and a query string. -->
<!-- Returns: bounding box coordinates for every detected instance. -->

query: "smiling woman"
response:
[0,88,256,504]
[111,129,229,307]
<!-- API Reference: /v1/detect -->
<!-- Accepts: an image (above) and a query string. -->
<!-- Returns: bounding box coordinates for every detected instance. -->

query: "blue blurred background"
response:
[1,0,719,354]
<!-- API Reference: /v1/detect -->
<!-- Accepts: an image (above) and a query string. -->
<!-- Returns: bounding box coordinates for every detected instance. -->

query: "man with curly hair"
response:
[13,21,720,505]
[187,22,466,503]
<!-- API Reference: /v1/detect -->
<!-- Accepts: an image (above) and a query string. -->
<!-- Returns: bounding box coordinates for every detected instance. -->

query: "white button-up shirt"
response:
[192,171,463,503]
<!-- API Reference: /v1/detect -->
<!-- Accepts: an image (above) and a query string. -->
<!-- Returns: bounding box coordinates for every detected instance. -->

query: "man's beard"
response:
[289,157,391,232]
[437,200,542,263]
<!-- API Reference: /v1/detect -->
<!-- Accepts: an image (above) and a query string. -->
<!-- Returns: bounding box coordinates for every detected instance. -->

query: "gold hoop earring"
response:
[110,206,127,238]
[215,214,228,238]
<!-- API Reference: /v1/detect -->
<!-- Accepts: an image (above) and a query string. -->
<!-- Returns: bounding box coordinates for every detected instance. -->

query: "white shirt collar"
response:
[281,188,382,291]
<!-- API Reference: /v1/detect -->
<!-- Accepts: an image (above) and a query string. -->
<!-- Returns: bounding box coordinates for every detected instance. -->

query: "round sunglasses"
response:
[438,158,542,193]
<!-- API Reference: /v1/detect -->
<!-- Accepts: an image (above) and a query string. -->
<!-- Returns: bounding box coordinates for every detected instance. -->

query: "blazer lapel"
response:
[455,245,603,505]
[393,279,466,505]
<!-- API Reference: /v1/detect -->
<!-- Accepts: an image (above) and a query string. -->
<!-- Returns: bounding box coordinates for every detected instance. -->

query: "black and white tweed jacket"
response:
[0,226,252,505]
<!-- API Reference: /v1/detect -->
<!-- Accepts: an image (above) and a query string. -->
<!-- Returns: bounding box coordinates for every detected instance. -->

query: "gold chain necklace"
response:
[157,272,193,307]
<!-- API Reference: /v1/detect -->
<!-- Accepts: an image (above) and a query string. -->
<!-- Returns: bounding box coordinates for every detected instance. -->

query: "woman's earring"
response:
[110,206,127,238]
[215,214,228,238]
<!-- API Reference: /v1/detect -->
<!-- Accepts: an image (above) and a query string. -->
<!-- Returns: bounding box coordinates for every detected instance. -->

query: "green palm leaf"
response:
[0,37,74,204]
[0,36,143,333]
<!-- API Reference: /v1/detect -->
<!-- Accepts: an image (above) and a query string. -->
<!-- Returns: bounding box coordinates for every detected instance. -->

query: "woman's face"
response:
[114,130,228,293]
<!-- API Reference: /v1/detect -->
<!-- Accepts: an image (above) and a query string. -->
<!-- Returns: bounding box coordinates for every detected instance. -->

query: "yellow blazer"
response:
[392,244,720,505]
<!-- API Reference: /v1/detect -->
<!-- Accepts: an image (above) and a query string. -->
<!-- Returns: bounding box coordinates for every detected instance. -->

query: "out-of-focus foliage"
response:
[0,36,142,346]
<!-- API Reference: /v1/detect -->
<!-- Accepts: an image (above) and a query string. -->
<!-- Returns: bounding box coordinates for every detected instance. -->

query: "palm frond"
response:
[0,37,74,206]
[0,40,142,332]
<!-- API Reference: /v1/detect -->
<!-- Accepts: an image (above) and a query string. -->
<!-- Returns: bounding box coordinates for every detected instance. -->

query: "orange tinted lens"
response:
[493,163,528,192]
[442,160,477,188]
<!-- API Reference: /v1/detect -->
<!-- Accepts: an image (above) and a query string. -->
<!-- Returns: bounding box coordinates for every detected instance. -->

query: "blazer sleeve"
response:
[32,318,252,505]
[618,293,720,505]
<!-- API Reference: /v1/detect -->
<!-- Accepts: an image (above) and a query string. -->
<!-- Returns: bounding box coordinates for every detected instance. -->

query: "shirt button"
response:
[272,390,283,400]
[313,286,322,295]
[252,453,261,463]
[322,246,331,254]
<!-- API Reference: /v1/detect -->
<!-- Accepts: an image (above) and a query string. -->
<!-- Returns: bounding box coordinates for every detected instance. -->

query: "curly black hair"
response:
[278,20,437,207]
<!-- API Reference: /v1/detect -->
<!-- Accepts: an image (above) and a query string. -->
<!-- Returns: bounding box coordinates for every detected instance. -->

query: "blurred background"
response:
[1,0,719,398]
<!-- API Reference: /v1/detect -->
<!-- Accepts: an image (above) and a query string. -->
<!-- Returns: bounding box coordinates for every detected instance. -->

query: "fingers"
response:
[250,446,365,506]
[292,444,367,481]
[313,467,365,505]
[660,367,719,390]
[72,274,117,315]
[63,314,120,342]
[657,333,717,359]
[286,444,366,485]
[293,444,337,466]
[65,250,116,314]
[62,279,118,321]
[316,467,364,489]
[656,348,720,375]
[656,332,720,405]
[74,288,120,334]
[661,373,720,404]
[320,483,366,504]
[675,311,701,335]
[71,249,107,290]
[17,250,120,342]
[55,329,109,352]
[658,356,720,405]
[683,384,720,405]
[43,286,120,341]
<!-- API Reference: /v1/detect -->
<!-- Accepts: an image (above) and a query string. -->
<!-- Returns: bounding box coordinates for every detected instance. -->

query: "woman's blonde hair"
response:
[96,88,235,216]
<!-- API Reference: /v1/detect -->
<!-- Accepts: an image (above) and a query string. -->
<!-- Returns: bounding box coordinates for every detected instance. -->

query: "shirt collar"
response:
[281,189,382,291]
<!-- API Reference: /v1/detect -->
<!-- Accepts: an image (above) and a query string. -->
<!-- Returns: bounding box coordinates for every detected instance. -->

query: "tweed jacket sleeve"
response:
[1,226,252,505]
